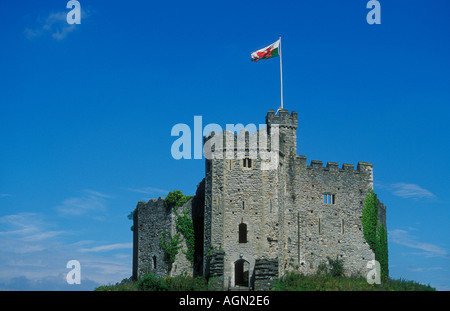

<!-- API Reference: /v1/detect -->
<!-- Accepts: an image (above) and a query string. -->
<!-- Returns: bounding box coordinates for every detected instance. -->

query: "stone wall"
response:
[133,197,170,279]
[282,158,376,277]
[207,250,225,291]
[254,259,279,290]
[132,197,194,280]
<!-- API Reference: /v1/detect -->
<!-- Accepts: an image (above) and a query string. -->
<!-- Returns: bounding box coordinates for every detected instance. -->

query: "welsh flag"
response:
[251,39,280,62]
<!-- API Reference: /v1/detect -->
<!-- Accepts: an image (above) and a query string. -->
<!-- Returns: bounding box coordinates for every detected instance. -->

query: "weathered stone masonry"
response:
[132,109,387,290]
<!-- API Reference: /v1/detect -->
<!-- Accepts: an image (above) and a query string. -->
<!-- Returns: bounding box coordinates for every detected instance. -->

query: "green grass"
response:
[95,274,209,291]
[95,272,435,291]
[271,272,436,291]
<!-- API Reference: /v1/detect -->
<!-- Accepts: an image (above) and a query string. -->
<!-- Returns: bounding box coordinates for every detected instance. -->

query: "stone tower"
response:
[132,109,386,290]
[266,109,298,156]
[202,109,381,290]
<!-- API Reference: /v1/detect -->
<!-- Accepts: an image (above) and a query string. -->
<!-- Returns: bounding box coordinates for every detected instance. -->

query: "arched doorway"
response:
[234,259,250,287]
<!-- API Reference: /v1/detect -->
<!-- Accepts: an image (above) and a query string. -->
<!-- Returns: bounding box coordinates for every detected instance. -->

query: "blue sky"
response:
[0,0,449,290]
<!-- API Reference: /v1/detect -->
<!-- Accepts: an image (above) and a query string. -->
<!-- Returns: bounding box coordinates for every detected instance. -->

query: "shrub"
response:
[137,273,168,291]
[327,256,344,278]
[164,190,192,209]
[165,274,208,291]
[316,256,344,277]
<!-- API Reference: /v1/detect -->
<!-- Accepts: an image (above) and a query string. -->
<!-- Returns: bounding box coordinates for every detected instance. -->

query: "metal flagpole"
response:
[279,35,283,111]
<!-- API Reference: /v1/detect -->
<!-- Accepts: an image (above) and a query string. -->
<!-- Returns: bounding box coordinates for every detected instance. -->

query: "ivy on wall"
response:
[362,189,389,281]
[159,190,195,271]
[376,223,389,280]
[362,189,378,251]
[175,207,195,265]
[159,232,182,272]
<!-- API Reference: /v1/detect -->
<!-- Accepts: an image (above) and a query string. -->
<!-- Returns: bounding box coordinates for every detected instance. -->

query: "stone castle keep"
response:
[132,109,387,290]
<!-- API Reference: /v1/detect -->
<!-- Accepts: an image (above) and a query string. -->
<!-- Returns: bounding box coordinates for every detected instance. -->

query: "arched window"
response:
[239,223,247,243]
[152,255,157,269]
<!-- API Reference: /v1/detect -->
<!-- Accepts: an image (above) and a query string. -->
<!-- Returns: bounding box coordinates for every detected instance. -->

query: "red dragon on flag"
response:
[251,39,280,62]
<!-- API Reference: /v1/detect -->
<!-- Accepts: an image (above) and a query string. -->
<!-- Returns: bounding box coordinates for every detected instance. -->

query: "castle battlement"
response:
[266,109,298,129]
[294,155,373,176]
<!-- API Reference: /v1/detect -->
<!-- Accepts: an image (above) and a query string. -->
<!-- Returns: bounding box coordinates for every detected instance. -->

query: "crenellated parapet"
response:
[266,109,298,129]
[294,155,373,177]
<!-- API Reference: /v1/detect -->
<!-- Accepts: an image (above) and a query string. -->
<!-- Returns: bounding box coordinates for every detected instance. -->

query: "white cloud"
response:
[24,8,91,41]
[79,243,132,253]
[0,213,64,246]
[389,229,447,258]
[409,267,445,272]
[0,212,132,290]
[125,186,169,195]
[55,190,110,216]
[389,183,435,199]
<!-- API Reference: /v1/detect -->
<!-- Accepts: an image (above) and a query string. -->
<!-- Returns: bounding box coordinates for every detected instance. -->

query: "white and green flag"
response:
[251,39,280,62]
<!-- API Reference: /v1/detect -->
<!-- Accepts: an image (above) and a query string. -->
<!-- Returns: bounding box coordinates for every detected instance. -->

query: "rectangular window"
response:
[323,194,335,205]
[243,158,252,169]
[239,223,247,243]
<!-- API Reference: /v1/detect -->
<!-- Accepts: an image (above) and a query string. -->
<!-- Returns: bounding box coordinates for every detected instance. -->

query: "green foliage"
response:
[127,211,134,231]
[376,223,389,280]
[165,274,208,291]
[164,190,192,209]
[175,207,195,265]
[96,273,435,291]
[159,232,182,272]
[159,190,195,270]
[362,189,378,251]
[327,256,344,277]
[316,257,344,278]
[95,274,209,291]
[137,273,169,291]
[316,261,329,276]
[361,189,390,281]
[94,277,138,291]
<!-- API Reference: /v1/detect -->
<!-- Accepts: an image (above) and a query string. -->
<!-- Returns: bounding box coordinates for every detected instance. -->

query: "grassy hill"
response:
[271,272,435,291]
[95,273,435,291]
